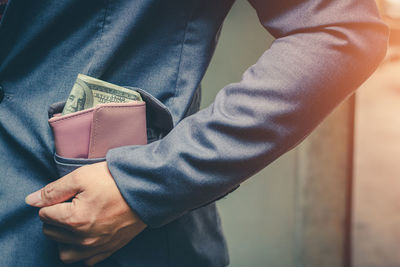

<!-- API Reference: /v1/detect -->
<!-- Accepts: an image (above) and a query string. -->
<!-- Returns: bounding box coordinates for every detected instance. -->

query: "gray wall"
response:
[201,2,296,266]
[201,2,353,266]
[352,49,400,267]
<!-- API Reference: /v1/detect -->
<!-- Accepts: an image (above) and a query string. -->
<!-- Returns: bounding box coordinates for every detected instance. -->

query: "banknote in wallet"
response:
[48,74,147,159]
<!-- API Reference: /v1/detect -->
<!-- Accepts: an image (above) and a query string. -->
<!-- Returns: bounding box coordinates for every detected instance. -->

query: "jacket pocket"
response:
[54,153,106,177]
[48,86,174,177]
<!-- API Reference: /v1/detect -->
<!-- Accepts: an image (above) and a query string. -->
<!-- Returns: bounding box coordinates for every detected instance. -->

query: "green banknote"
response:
[62,74,142,115]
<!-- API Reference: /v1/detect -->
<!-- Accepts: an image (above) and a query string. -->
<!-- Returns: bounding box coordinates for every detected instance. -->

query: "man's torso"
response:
[0,0,234,266]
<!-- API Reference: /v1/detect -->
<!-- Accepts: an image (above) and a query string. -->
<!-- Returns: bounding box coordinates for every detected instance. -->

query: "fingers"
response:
[43,223,107,248]
[39,201,98,234]
[58,243,113,265]
[25,171,82,207]
[42,223,83,244]
[84,251,113,266]
[58,243,98,264]
[39,202,75,229]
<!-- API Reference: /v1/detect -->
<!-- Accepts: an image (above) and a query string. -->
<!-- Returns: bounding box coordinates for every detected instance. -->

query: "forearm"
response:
[106,0,388,227]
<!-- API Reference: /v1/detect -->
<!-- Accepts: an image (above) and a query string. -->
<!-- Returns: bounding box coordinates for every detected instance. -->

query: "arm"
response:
[26,1,388,264]
[106,0,388,228]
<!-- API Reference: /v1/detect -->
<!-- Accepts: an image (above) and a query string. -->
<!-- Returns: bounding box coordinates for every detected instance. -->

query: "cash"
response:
[62,74,142,115]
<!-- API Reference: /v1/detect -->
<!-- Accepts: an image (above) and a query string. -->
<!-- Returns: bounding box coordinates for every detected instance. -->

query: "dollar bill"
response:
[62,74,142,115]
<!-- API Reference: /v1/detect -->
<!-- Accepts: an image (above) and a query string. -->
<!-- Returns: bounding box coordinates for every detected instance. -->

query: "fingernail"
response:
[25,190,42,206]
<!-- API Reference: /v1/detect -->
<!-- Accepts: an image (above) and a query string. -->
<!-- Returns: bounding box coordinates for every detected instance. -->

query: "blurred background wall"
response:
[203,1,400,267]
[201,1,354,266]
[201,3,295,266]
[352,1,400,267]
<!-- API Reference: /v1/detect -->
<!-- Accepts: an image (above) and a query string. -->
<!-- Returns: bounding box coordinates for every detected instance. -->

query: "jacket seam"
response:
[86,0,111,75]
[171,2,199,121]
[100,0,110,34]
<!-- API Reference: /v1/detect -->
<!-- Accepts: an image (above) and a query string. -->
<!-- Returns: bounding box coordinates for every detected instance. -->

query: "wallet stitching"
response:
[49,109,94,124]
[90,104,145,157]
[49,102,144,124]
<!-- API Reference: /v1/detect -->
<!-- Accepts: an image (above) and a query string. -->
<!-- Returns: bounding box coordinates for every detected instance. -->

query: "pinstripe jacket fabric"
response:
[0,0,387,266]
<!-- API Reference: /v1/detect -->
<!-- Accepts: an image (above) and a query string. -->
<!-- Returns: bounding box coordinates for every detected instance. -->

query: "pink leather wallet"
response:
[48,101,147,159]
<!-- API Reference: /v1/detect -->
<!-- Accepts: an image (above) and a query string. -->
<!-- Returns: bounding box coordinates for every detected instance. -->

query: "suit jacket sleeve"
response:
[106,0,388,227]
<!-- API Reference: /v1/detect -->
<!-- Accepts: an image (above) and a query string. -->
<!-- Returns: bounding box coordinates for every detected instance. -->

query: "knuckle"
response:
[70,170,81,184]
[38,209,46,220]
[64,214,83,230]
[42,225,50,236]
[59,250,73,264]
[38,208,50,222]
[64,210,89,233]
[86,214,96,230]
[42,184,55,202]
[81,237,98,247]
[84,259,95,266]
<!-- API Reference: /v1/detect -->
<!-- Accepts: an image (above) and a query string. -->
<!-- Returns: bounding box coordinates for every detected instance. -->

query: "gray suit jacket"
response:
[0,0,387,266]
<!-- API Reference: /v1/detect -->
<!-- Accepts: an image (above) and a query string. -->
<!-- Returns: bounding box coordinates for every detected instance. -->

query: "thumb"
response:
[25,173,81,207]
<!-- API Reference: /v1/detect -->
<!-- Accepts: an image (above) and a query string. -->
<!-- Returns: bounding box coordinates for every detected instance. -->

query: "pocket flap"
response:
[88,102,147,158]
[130,88,174,136]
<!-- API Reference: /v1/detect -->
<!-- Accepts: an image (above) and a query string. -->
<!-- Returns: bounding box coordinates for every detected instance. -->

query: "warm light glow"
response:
[383,0,400,19]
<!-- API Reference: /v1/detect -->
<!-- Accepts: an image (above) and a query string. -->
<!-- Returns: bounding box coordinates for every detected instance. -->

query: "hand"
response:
[25,162,147,266]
